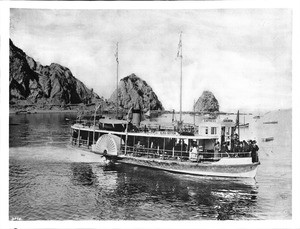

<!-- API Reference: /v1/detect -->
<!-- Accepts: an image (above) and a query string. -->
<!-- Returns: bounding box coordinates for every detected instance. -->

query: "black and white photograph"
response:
[1,0,300,228]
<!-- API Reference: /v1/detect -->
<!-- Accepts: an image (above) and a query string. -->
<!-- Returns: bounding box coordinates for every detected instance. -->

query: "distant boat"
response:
[263,121,278,124]
[253,116,260,119]
[262,137,274,142]
[15,110,31,115]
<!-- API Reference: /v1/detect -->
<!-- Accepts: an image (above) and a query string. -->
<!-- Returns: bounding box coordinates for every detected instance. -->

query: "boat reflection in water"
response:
[70,162,258,220]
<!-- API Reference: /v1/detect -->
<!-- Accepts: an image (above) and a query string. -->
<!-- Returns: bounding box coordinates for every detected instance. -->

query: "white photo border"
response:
[1,0,299,228]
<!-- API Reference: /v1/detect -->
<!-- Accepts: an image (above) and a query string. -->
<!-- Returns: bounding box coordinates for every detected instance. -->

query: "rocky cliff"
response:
[9,39,99,107]
[194,90,219,112]
[109,74,164,112]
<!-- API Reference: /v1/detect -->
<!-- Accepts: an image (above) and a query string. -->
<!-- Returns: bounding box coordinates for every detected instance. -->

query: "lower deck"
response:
[70,125,259,178]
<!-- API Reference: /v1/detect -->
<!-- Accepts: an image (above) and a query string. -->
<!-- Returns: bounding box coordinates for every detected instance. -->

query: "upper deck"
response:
[71,114,225,140]
[71,123,219,140]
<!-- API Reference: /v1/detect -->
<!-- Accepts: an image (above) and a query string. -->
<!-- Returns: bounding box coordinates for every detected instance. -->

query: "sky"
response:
[10,8,292,112]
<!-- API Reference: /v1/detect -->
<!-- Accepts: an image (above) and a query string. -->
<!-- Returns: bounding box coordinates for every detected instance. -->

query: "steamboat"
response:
[70,34,260,178]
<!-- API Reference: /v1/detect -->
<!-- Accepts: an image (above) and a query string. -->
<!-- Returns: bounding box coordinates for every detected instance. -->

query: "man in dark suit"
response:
[251,140,259,163]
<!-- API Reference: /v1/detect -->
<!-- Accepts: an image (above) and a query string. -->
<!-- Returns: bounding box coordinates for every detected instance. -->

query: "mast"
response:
[177,32,183,122]
[115,42,119,118]
[93,104,100,144]
[236,110,240,139]
[172,109,175,122]
[238,110,240,138]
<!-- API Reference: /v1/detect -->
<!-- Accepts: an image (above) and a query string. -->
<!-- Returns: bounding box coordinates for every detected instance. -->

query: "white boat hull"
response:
[70,128,260,178]
[118,156,259,178]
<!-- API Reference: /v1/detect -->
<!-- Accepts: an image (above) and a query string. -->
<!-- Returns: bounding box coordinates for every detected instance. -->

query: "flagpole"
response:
[116,42,119,118]
[93,104,100,145]
[178,32,183,123]
[237,110,240,139]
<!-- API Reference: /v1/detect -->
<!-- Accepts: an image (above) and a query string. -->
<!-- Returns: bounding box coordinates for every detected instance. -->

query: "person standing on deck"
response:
[214,141,220,159]
[251,140,259,162]
[227,142,231,153]
[189,144,199,162]
[242,140,249,152]
[247,140,252,151]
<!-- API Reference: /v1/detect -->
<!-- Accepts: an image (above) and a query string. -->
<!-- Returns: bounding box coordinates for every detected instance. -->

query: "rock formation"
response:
[109,73,164,112]
[9,39,99,107]
[194,90,219,113]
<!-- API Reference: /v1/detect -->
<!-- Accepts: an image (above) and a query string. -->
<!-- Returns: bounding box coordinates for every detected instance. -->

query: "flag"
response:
[115,42,119,64]
[177,32,182,58]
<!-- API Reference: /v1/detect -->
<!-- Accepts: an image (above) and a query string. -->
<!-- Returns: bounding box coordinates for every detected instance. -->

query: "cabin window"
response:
[205,127,208,134]
[211,127,217,135]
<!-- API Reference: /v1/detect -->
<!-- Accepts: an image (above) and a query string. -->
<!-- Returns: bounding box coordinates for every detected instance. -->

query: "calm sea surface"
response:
[9,111,292,220]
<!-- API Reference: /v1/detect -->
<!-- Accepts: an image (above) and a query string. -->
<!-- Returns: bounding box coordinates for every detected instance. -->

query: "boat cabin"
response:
[221,118,236,145]
[70,114,251,163]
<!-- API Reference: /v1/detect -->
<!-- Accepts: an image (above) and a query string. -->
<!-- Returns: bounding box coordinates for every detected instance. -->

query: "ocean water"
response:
[9,111,292,220]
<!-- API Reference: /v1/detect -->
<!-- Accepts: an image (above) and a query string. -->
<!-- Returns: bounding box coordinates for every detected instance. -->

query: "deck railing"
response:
[119,144,251,162]
[70,136,251,162]
[73,120,199,135]
[136,125,199,135]
[70,137,90,148]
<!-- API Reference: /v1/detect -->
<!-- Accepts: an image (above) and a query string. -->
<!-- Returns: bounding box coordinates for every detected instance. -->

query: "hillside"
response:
[194,90,219,113]
[109,73,164,112]
[9,39,100,109]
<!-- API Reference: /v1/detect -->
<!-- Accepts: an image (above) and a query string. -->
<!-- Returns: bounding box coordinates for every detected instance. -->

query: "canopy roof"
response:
[99,118,128,125]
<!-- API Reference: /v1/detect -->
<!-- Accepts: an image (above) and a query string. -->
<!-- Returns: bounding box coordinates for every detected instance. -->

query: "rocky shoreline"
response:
[9,39,223,116]
[9,104,234,116]
[9,107,78,115]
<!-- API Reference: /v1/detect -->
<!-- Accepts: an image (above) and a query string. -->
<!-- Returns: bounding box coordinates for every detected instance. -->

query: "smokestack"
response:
[132,101,141,127]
